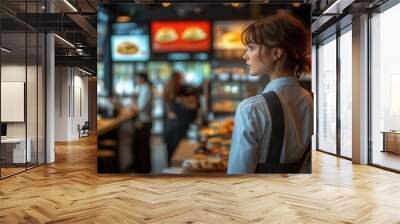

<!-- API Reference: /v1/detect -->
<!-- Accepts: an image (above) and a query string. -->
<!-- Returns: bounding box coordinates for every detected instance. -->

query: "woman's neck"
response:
[269,71,294,80]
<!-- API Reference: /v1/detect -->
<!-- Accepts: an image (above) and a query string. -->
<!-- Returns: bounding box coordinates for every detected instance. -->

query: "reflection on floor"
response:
[0,162,41,178]
[0,167,25,178]
[372,150,400,171]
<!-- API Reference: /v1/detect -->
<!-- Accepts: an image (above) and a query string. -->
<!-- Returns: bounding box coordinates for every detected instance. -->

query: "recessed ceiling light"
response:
[1,47,11,53]
[116,16,131,23]
[54,34,75,48]
[231,3,240,8]
[78,67,92,76]
[292,2,302,7]
[63,0,78,12]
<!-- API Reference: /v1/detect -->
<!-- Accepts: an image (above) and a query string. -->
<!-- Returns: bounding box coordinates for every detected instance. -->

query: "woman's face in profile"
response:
[243,43,274,76]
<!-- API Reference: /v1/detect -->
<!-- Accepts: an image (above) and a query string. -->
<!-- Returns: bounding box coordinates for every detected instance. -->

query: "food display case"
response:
[208,66,246,116]
[210,80,244,115]
[170,117,234,173]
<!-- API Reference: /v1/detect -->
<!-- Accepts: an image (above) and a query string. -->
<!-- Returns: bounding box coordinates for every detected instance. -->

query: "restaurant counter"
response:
[97,109,137,173]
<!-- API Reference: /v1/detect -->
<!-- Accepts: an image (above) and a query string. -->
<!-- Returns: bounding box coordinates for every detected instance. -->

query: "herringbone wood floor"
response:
[1,136,400,223]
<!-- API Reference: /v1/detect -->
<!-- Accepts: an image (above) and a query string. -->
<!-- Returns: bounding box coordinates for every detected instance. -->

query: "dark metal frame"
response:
[0,18,2,179]
[0,0,47,179]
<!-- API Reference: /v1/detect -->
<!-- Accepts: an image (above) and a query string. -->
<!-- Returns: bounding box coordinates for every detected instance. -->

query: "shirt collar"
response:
[263,76,299,93]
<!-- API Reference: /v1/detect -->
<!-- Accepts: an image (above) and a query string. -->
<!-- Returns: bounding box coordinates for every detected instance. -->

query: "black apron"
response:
[255,91,311,174]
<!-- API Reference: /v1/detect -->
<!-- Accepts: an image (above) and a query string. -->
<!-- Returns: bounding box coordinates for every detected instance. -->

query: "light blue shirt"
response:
[227,77,313,174]
[136,83,153,123]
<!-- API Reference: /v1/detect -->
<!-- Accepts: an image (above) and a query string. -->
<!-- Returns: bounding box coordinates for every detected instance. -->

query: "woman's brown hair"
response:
[241,10,311,77]
[163,71,183,102]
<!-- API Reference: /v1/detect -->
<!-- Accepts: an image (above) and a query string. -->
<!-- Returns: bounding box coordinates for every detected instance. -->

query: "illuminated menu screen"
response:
[111,35,150,61]
[213,20,252,50]
[151,21,210,52]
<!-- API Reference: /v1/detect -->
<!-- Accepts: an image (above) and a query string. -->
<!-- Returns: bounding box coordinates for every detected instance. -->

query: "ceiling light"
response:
[78,67,92,76]
[63,0,78,12]
[1,47,11,53]
[162,2,171,7]
[54,34,75,48]
[292,2,302,7]
[231,3,241,8]
[322,0,354,15]
[116,16,131,23]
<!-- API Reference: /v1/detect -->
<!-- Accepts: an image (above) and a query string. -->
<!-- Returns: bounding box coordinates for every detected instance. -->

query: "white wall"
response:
[55,67,69,141]
[352,14,369,164]
[1,64,46,164]
[46,33,56,163]
[1,65,35,138]
[55,67,89,141]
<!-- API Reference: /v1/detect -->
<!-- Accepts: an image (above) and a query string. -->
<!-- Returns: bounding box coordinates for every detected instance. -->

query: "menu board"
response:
[151,21,210,52]
[213,21,252,50]
[111,35,150,61]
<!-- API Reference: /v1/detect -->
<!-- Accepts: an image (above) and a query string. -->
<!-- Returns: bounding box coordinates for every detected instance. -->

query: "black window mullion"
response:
[367,11,373,165]
[36,0,39,168]
[337,29,341,157]
[25,0,28,171]
[315,44,319,151]
[0,23,2,179]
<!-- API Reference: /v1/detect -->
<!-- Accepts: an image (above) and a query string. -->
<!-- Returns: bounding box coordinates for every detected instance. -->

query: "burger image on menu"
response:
[182,26,207,41]
[117,41,139,55]
[155,27,178,43]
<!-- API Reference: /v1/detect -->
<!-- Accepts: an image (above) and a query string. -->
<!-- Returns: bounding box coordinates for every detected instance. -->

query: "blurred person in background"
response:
[163,71,199,166]
[228,11,313,174]
[132,72,153,173]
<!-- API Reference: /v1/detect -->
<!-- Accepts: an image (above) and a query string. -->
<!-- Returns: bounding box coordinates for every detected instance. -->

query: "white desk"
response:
[1,138,31,163]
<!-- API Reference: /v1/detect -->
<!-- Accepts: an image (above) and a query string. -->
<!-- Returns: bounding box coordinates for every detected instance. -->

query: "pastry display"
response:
[155,27,178,43]
[212,100,236,113]
[181,26,207,41]
[117,41,139,55]
[182,117,234,173]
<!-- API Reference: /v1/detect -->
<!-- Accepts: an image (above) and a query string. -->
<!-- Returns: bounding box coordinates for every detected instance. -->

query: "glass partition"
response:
[1,30,28,177]
[0,1,46,179]
[371,3,400,171]
[339,28,352,158]
[317,35,337,155]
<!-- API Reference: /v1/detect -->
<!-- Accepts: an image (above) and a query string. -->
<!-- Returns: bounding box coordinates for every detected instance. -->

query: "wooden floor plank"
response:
[0,136,400,223]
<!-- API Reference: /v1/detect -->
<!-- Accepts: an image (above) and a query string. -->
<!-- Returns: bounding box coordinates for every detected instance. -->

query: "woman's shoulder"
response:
[237,95,266,112]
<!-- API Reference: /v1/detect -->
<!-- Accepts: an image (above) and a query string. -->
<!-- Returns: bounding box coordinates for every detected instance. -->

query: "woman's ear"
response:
[274,48,284,60]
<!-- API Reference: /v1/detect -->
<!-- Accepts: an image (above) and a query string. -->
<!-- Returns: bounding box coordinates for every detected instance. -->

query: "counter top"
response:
[97,109,136,136]
[171,139,199,167]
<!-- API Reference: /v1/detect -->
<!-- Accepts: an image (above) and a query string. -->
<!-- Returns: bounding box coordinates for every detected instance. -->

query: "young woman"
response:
[227,11,313,174]
[163,71,199,166]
